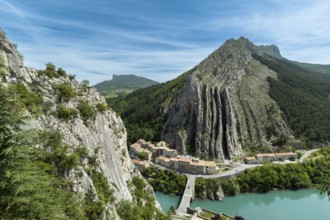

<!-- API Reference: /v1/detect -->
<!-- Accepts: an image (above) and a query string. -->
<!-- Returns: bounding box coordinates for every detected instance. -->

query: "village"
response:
[130,139,298,175]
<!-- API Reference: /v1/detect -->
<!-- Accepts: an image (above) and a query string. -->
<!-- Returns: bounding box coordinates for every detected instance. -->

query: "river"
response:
[155,189,330,219]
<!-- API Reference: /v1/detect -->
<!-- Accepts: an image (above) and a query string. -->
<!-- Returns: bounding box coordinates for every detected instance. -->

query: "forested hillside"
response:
[109,69,192,144]
[292,61,330,75]
[254,54,330,143]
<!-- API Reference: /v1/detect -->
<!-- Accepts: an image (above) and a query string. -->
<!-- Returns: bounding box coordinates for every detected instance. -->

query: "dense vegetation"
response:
[142,166,187,195]
[254,54,330,143]
[0,85,73,219]
[117,176,169,220]
[291,61,330,75]
[8,82,43,115]
[193,150,330,199]
[109,69,193,144]
[195,177,223,199]
[94,74,159,98]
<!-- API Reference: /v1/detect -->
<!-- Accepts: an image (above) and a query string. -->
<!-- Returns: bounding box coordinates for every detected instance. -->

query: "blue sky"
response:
[1,0,330,85]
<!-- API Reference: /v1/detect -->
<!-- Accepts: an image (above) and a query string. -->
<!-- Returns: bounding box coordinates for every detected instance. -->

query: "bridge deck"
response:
[176,174,196,214]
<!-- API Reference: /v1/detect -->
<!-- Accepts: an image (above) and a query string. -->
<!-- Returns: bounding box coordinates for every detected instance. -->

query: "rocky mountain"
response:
[93,74,158,98]
[0,29,162,219]
[161,37,292,160]
[111,37,330,161]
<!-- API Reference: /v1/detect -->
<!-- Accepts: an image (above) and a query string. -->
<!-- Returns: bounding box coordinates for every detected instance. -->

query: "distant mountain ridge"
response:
[93,74,158,98]
[290,61,330,75]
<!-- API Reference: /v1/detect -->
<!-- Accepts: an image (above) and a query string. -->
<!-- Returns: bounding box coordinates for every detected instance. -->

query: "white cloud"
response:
[2,0,330,86]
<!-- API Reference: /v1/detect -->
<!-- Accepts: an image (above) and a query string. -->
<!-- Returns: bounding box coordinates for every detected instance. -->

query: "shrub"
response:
[56,67,66,76]
[0,55,6,77]
[90,171,115,204]
[8,83,43,115]
[56,83,77,102]
[56,105,77,121]
[96,103,107,112]
[77,101,95,123]
[137,152,148,160]
[68,74,76,81]
[46,62,56,71]
[38,63,59,78]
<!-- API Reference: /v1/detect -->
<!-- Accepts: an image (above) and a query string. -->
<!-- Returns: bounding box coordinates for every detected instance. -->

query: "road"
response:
[299,149,319,162]
[176,174,196,215]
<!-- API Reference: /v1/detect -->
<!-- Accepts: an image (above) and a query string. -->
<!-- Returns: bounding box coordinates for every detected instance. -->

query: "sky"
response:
[1,0,330,85]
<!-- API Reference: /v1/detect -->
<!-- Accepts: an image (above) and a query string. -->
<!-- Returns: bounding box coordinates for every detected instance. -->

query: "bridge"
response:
[176,174,196,215]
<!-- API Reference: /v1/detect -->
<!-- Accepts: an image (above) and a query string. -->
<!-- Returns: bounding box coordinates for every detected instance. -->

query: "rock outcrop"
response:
[162,37,291,160]
[0,29,157,219]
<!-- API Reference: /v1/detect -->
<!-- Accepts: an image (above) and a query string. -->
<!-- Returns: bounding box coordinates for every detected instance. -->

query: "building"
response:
[275,152,297,161]
[244,156,259,164]
[132,159,150,172]
[177,157,192,173]
[256,153,276,162]
[155,156,218,175]
[190,159,218,174]
[156,141,166,148]
[162,148,178,158]
[130,143,152,161]
[155,156,172,168]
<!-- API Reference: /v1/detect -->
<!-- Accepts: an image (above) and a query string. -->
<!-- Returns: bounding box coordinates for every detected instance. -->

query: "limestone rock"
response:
[0,28,157,219]
[162,37,291,161]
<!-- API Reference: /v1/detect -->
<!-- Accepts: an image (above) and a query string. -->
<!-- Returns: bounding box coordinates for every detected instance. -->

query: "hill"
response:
[93,74,158,98]
[290,61,330,75]
[110,37,330,160]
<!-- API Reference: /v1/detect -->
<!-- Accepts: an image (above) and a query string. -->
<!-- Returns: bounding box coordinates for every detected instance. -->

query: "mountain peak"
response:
[221,37,282,59]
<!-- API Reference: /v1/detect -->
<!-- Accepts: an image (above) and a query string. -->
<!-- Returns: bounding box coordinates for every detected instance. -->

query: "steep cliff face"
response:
[162,37,291,160]
[0,29,153,218]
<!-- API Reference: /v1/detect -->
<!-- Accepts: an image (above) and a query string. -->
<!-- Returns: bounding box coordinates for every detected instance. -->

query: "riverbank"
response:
[155,189,330,220]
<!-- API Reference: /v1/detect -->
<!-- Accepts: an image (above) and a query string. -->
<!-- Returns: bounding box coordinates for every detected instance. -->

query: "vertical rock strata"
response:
[162,37,291,161]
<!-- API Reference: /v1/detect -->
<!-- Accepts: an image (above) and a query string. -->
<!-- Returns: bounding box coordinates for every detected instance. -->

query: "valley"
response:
[1,16,330,219]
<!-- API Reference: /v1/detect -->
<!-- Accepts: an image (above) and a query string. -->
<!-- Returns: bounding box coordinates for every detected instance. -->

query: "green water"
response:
[155,190,330,219]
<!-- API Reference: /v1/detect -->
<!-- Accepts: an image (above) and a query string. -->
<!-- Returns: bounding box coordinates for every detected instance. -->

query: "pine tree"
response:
[0,85,71,219]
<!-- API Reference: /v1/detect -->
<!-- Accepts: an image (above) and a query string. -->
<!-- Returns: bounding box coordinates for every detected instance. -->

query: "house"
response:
[244,156,259,164]
[156,141,167,148]
[130,143,152,161]
[256,153,276,162]
[190,159,218,174]
[275,152,297,161]
[132,159,150,172]
[155,156,172,168]
[155,155,218,174]
[162,148,178,158]
[177,157,192,173]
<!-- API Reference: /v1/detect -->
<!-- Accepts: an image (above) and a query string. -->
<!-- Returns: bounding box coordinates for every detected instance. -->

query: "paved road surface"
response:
[176,174,196,215]
[299,149,319,162]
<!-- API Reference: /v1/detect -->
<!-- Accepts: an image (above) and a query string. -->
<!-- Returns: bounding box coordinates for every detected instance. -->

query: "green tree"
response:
[0,85,71,219]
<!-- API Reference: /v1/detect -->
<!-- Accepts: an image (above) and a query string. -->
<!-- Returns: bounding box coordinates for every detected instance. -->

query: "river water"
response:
[155,189,330,219]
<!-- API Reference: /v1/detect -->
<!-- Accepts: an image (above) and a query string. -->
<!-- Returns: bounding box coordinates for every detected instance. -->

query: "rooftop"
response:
[275,152,297,156]
[256,153,276,157]
[132,159,147,165]
[157,156,171,162]
[245,156,257,160]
